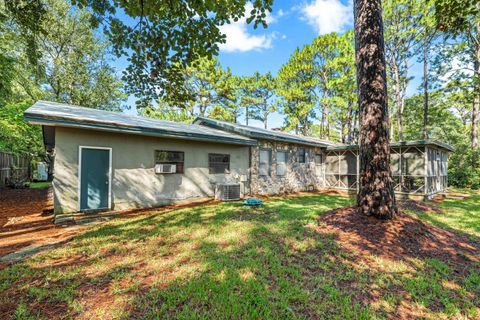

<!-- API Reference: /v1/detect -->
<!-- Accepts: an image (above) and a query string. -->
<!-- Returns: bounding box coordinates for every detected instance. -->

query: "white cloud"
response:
[300,0,353,35]
[219,23,272,52]
[218,2,280,53]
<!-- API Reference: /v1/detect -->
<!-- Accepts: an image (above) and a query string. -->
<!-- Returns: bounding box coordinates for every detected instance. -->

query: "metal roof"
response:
[326,140,454,152]
[194,117,340,148]
[24,101,257,146]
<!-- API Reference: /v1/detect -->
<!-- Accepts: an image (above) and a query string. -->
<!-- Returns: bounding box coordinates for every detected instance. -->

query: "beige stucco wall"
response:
[53,127,250,213]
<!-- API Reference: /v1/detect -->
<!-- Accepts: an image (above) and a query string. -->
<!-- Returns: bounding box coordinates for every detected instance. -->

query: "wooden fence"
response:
[0,151,31,188]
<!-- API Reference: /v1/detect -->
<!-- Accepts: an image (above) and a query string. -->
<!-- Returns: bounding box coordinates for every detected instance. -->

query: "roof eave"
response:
[25,114,257,146]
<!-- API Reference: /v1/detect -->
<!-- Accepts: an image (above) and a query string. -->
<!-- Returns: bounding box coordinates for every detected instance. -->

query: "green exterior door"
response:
[80,148,110,211]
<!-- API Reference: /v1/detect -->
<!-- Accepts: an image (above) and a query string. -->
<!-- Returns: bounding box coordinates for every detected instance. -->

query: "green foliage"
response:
[0,0,126,111]
[0,52,15,106]
[434,0,479,33]
[239,72,277,128]
[383,0,424,141]
[25,0,125,110]
[0,101,43,157]
[71,0,273,106]
[311,31,356,141]
[277,31,356,140]
[403,90,480,188]
[448,146,480,189]
[152,57,242,123]
[277,47,317,135]
[140,104,193,123]
[0,0,127,157]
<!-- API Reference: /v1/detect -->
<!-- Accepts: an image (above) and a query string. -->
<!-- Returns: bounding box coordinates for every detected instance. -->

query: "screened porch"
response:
[323,141,452,197]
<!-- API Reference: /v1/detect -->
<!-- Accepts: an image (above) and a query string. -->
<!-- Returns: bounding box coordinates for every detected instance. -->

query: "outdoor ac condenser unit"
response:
[155,164,176,174]
[215,183,241,201]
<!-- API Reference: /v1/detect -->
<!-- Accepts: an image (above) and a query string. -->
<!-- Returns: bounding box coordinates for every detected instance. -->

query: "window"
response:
[276,151,287,176]
[314,153,323,176]
[209,153,230,174]
[155,150,184,173]
[298,148,306,163]
[259,149,271,176]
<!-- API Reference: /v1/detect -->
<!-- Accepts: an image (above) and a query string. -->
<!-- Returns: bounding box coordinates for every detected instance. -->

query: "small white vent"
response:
[216,183,241,201]
[155,164,176,174]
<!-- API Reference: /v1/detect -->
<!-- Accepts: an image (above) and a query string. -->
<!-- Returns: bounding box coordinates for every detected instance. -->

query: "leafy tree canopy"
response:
[71,0,273,107]
[0,101,43,156]
[434,0,479,33]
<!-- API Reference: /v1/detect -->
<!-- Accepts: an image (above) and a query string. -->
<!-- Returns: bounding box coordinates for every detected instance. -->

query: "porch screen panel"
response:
[325,154,338,174]
[402,148,424,176]
[390,152,400,175]
[401,147,425,193]
[338,152,357,189]
[325,153,339,187]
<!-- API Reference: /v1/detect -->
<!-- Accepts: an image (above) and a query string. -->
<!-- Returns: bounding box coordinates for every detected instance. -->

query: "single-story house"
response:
[24,101,454,214]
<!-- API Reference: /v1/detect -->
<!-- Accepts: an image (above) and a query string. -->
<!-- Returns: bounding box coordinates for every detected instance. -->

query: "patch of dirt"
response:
[0,191,218,267]
[0,187,85,265]
[0,187,53,228]
[317,207,480,272]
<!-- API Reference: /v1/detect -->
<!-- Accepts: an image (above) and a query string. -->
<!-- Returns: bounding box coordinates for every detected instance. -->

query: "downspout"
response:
[248,146,253,196]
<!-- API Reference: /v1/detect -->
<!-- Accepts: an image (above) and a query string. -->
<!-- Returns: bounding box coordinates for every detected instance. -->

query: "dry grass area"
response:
[0,191,479,319]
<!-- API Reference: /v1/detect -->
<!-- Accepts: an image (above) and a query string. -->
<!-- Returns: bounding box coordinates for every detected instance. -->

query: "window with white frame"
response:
[276,151,288,176]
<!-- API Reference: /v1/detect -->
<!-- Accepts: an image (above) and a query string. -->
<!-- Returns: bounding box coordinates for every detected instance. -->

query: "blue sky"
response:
[116,0,424,129]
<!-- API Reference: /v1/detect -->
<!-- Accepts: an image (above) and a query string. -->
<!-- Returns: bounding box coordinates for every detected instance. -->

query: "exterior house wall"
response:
[53,127,250,213]
[249,139,325,195]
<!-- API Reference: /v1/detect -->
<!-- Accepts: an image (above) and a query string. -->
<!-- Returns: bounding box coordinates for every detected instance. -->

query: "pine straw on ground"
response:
[317,206,479,274]
[316,206,480,319]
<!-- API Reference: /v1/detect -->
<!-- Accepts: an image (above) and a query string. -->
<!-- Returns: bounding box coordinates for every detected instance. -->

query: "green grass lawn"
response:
[28,181,51,189]
[1,193,479,319]
[410,189,480,238]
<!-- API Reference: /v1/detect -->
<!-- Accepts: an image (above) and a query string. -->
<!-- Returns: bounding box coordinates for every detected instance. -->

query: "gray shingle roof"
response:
[24,101,257,146]
[194,117,340,148]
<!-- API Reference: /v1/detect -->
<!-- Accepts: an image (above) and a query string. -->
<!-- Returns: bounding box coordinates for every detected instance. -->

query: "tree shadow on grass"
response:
[1,193,479,319]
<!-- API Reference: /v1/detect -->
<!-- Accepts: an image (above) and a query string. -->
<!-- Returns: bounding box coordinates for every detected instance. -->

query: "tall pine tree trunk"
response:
[322,72,331,140]
[354,0,397,219]
[392,61,403,141]
[423,43,429,140]
[472,22,480,154]
[263,98,268,129]
[472,60,479,154]
[346,103,354,143]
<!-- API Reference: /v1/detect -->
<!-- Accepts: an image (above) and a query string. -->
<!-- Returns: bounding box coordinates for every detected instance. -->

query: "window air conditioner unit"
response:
[155,164,176,174]
[216,183,241,201]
